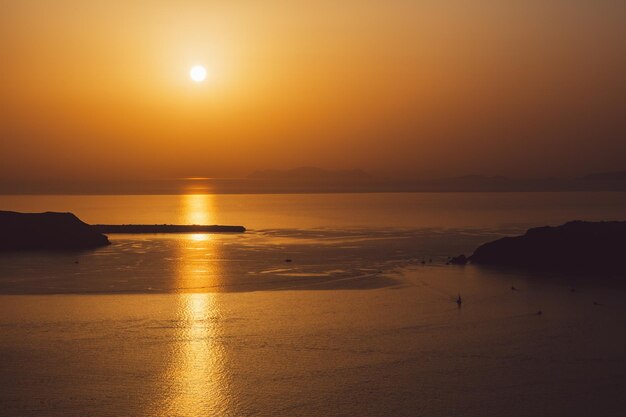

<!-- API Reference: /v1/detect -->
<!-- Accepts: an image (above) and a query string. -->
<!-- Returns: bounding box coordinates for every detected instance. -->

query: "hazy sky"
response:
[1,0,625,182]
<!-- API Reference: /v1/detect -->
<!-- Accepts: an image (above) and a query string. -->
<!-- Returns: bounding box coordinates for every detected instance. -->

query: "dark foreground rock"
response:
[468,221,626,275]
[0,211,110,251]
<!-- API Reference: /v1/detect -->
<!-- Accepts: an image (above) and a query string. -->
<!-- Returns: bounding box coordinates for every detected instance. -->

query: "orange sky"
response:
[1,1,625,182]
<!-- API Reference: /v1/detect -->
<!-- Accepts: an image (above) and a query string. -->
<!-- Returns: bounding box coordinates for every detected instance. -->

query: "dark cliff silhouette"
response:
[0,211,110,251]
[468,221,626,275]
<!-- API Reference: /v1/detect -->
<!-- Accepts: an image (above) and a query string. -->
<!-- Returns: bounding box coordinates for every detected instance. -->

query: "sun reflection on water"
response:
[176,193,221,290]
[150,292,231,416]
[189,233,209,242]
[182,193,214,226]
[154,193,231,415]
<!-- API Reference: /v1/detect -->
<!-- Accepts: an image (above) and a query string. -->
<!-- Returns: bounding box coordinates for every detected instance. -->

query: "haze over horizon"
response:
[2,3,626,416]
[2,1,625,184]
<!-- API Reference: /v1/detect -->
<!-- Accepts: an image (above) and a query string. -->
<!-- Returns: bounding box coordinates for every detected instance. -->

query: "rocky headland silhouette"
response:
[458,221,626,275]
[0,211,110,250]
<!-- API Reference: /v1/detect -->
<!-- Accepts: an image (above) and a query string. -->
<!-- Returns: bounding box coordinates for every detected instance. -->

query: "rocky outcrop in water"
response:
[0,211,110,251]
[468,221,626,275]
[93,224,245,233]
[447,255,468,265]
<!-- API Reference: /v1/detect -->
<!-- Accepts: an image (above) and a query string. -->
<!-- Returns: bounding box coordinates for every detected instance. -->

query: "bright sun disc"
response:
[190,65,207,82]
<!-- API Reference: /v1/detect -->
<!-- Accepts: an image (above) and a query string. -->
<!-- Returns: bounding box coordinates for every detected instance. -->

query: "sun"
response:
[189,65,207,82]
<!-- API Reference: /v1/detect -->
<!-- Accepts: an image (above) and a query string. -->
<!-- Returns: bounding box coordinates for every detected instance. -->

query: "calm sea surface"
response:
[2,192,626,229]
[1,192,625,416]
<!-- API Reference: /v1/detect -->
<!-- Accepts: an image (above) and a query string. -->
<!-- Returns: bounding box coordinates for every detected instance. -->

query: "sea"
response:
[1,192,625,416]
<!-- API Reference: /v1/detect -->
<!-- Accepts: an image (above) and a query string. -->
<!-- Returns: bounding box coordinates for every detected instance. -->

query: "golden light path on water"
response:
[182,193,213,225]
[158,292,231,415]
[153,193,231,415]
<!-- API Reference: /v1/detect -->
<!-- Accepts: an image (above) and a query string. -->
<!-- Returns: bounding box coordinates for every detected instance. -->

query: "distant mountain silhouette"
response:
[0,211,110,251]
[581,171,626,181]
[244,169,626,192]
[248,167,371,182]
[2,169,626,194]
